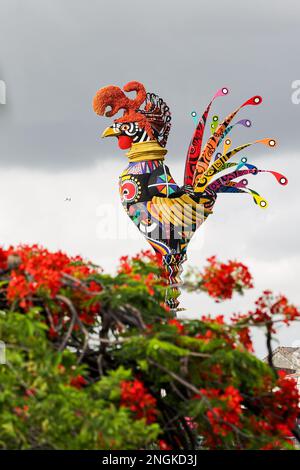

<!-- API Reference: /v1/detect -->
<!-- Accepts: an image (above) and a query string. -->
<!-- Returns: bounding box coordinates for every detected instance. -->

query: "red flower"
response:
[5,244,99,304]
[249,370,300,441]
[199,256,253,301]
[132,250,162,266]
[145,272,155,296]
[201,314,224,325]
[197,386,243,438]
[240,291,300,332]
[1,244,102,334]
[70,374,87,389]
[168,319,184,334]
[158,439,172,450]
[24,388,36,398]
[0,248,8,270]
[237,327,253,352]
[7,272,31,302]
[118,256,133,274]
[13,405,29,419]
[88,281,102,293]
[195,329,214,342]
[120,379,158,424]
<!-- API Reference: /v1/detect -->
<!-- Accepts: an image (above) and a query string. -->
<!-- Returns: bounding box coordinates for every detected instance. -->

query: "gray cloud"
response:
[0,0,300,170]
[0,1,299,356]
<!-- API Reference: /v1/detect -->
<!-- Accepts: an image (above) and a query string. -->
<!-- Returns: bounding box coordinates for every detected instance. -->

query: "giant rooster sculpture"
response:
[93,81,287,311]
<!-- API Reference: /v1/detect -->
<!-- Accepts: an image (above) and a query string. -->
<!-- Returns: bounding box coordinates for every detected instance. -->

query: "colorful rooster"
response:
[93,81,287,311]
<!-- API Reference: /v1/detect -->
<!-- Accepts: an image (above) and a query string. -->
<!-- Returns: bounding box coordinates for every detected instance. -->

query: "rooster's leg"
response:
[162,253,187,315]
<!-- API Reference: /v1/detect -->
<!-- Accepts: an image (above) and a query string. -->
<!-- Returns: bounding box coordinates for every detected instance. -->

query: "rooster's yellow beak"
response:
[101,126,121,138]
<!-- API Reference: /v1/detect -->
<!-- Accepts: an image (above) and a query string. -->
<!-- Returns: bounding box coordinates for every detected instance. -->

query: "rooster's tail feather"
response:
[192,94,263,187]
[183,87,229,188]
[184,89,288,209]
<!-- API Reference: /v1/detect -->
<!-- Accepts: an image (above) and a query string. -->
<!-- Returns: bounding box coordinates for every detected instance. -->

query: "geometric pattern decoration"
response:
[148,172,179,196]
[93,80,288,312]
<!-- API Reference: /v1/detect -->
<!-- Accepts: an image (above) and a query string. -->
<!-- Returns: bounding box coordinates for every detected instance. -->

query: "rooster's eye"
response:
[121,124,130,131]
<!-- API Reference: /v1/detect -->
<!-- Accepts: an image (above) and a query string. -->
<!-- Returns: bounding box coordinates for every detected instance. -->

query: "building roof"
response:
[263,347,300,371]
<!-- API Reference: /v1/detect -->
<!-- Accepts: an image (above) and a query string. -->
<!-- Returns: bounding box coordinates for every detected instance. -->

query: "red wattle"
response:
[118,135,133,150]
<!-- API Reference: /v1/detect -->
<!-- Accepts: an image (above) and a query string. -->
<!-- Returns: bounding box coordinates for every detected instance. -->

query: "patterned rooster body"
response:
[93,81,288,311]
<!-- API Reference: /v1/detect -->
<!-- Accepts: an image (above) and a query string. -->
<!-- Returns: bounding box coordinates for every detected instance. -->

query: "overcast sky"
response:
[0,0,300,356]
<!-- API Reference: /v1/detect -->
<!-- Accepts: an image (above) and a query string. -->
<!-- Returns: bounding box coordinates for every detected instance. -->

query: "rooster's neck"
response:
[126,140,167,163]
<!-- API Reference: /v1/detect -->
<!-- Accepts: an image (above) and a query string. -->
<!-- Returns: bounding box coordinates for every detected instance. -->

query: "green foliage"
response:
[0,245,299,450]
[0,311,159,450]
